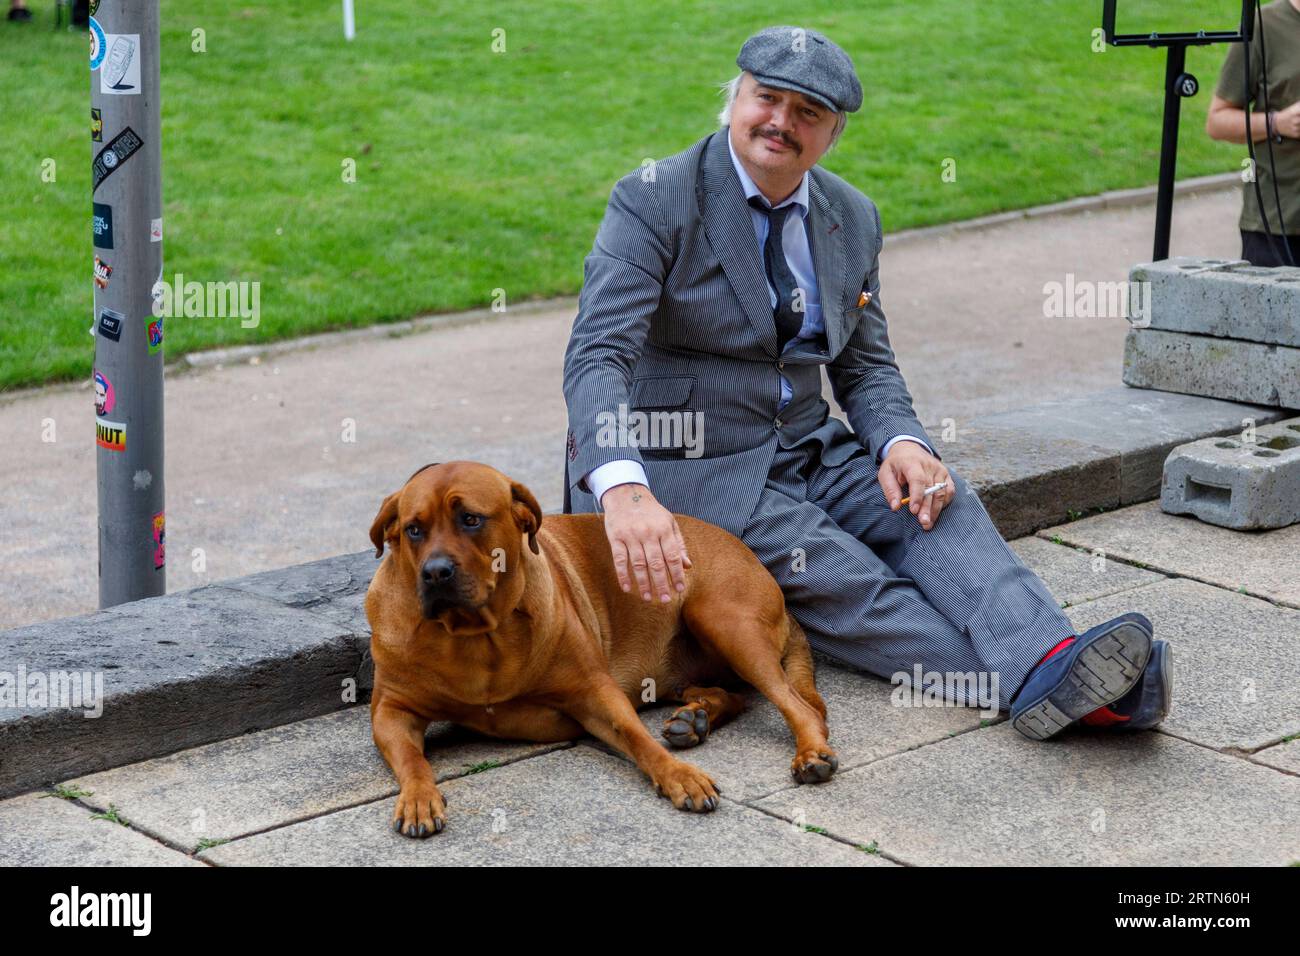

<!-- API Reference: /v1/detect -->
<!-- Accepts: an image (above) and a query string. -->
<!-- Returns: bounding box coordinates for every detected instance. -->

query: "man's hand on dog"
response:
[601,483,692,602]
[878,441,953,531]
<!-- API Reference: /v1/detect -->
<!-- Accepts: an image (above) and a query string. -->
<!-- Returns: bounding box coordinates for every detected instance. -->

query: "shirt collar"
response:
[727,129,809,218]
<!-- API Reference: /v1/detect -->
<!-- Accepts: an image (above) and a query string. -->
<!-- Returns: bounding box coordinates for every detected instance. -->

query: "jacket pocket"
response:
[629,375,695,408]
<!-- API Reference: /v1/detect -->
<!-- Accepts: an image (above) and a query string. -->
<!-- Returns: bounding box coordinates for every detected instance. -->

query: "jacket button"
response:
[777,361,785,369]
[774,417,783,428]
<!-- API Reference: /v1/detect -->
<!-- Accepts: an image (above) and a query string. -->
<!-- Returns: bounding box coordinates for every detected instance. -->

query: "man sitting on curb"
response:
[562,25,1172,740]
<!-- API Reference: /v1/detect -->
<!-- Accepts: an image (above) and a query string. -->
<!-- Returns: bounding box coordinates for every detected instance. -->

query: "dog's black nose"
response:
[421,555,457,587]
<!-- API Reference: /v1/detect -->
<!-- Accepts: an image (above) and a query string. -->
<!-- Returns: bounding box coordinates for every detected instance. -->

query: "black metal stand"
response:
[1153,44,1199,261]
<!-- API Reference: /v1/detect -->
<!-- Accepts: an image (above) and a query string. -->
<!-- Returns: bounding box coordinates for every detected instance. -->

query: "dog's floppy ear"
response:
[368,490,402,558]
[509,480,543,555]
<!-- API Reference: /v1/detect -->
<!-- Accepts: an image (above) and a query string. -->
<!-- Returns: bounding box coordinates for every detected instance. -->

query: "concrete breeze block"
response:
[1123,328,1300,408]
[1131,256,1300,347]
[1161,417,1300,529]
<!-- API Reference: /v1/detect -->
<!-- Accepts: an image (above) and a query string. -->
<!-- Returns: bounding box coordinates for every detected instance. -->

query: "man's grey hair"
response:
[717,71,848,151]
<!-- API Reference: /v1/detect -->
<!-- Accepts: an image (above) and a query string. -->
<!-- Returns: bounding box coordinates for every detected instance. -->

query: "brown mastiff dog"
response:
[365,460,837,838]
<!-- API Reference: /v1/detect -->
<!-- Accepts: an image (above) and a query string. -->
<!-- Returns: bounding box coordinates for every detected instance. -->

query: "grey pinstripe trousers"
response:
[742,442,1076,710]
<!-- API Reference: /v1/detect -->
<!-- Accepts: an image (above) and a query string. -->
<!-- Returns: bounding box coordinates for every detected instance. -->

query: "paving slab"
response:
[753,724,1300,866]
[62,706,569,851]
[0,790,202,866]
[201,746,889,866]
[973,386,1289,504]
[0,585,365,798]
[1008,535,1166,608]
[1250,739,1300,775]
[624,664,988,804]
[1041,500,1300,609]
[1062,578,1300,752]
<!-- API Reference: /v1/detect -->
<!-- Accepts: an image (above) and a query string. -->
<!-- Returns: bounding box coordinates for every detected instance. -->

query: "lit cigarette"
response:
[900,481,947,505]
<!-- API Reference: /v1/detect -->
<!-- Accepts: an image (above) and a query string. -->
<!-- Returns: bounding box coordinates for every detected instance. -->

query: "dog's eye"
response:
[405,523,423,539]
[461,513,481,528]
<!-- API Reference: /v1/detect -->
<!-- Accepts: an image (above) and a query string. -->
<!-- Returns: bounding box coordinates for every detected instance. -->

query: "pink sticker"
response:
[93,368,115,416]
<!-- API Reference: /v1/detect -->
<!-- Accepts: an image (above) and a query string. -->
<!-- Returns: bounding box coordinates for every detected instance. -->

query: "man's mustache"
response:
[753,128,800,154]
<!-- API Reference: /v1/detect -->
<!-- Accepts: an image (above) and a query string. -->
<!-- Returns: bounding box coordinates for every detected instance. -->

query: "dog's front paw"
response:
[662,704,710,748]
[791,746,838,785]
[392,780,447,838]
[653,760,720,813]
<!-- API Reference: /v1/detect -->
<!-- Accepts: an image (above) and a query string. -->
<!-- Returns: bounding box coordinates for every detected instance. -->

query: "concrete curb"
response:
[0,573,372,800]
[1,385,1291,799]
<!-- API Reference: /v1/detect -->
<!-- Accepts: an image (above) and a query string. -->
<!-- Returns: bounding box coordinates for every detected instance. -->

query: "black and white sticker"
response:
[100,34,141,94]
[97,308,124,342]
[92,127,143,192]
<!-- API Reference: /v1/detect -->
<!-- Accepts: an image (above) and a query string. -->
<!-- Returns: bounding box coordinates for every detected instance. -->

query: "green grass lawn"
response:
[0,0,1251,390]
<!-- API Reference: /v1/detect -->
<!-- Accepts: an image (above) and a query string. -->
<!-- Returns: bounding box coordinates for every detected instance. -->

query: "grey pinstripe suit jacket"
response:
[562,127,937,538]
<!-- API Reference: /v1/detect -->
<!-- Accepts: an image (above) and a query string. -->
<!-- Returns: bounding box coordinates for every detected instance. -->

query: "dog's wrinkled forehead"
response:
[400,461,508,522]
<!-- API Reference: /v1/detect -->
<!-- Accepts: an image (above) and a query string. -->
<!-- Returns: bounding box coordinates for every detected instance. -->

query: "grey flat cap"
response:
[736,25,863,114]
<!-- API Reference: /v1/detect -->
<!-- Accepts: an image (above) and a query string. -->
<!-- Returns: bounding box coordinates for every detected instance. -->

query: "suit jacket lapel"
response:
[806,172,846,359]
[698,130,780,358]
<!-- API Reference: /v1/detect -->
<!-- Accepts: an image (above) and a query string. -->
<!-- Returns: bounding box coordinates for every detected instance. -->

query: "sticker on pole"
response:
[91,108,102,142]
[93,256,112,289]
[146,314,164,354]
[151,263,165,313]
[92,127,143,192]
[100,34,141,94]
[97,308,124,341]
[152,512,166,571]
[150,218,163,242]
[93,369,116,416]
[92,202,113,249]
[96,418,127,452]
[89,17,106,70]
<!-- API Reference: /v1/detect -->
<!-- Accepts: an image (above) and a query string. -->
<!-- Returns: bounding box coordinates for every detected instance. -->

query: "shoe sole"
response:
[1012,623,1151,741]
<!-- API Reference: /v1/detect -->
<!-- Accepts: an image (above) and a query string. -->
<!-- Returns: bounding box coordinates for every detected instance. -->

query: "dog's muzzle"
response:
[418,554,478,618]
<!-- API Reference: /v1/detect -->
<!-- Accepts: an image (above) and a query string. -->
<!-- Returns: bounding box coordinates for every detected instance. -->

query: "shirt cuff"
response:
[585,459,649,510]
[879,434,932,462]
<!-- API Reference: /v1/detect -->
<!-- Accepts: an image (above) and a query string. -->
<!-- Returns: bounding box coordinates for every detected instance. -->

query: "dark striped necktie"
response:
[747,195,805,350]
